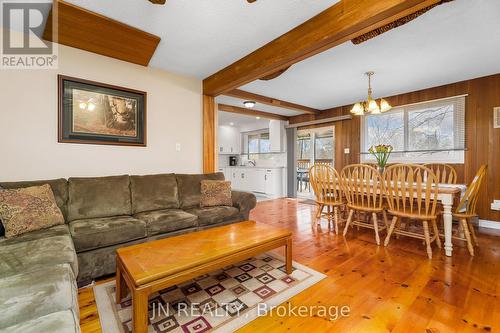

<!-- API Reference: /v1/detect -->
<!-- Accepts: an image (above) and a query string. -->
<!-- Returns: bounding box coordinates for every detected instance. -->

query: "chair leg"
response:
[460,218,475,256]
[382,210,389,229]
[327,205,331,225]
[423,221,432,259]
[384,216,398,246]
[317,204,324,225]
[466,219,479,246]
[431,219,441,249]
[372,212,380,245]
[343,209,354,236]
[316,203,323,219]
[334,207,339,235]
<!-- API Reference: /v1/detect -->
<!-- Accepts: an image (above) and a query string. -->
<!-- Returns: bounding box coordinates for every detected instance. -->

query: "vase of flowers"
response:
[368,144,393,173]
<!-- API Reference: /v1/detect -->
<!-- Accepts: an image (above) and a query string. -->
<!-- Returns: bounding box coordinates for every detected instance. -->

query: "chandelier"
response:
[350,71,392,116]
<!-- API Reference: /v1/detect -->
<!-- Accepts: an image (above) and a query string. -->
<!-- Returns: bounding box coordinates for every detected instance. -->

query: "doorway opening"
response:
[296,126,335,198]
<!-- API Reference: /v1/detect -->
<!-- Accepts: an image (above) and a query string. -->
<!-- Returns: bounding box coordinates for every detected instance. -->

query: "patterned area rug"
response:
[94,253,325,333]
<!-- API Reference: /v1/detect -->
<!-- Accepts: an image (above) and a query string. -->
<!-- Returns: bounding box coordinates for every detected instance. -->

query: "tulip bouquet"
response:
[368,144,393,172]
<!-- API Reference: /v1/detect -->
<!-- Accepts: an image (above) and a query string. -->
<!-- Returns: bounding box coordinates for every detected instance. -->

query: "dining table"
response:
[329,179,467,257]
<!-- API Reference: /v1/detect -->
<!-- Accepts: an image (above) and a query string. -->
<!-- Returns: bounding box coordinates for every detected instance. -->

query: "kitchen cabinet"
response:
[269,120,285,152]
[225,167,283,197]
[218,126,240,155]
[264,168,283,197]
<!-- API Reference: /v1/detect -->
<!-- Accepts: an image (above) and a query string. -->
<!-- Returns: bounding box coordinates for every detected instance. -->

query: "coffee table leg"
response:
[116,259,127,304]
[285,237,293,274]
[133,289,149,333]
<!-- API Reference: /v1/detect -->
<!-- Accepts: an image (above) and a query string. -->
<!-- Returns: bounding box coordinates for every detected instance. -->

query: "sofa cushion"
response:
[0,264,78,330]
[130,174,179,214]
[68,175,131,221]
[0,310,80,333]
[0,178,68,220]
[69,216,146,252]
[0,184,65,238]
[134,209,198,236]
[0,224,78,279]
[176,172,225,208]
[185,206,239,227]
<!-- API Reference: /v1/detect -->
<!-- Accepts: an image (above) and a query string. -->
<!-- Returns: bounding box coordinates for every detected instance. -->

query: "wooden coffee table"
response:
[115,220,292,333]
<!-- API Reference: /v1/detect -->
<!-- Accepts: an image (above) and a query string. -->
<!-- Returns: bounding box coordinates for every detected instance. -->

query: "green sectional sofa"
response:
[0,172,256,332]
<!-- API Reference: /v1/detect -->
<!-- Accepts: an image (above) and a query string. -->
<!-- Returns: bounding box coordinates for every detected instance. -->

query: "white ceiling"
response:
[241,0,500,110]
[216,96,302,117]
[64,0,338,79]
[218,111,270,130]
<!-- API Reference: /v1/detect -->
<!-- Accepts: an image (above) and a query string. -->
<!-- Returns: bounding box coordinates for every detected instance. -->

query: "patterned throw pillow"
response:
[200,180,233,208]
[0,184,64,238]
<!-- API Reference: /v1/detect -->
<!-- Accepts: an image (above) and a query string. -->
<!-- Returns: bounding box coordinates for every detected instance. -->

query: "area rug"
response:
[94,253,325,333]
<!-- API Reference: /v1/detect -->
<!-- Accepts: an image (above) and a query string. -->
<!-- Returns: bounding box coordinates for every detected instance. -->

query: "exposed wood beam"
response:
[259,66,291,81]
[44,0,161,66]
[203,0,441,96]
[218,104,289,121]
[203,95,217,173]
[224,89,320,115]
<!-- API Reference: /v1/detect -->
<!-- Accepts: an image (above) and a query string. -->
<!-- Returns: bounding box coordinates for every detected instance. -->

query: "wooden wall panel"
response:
[289,73,500,222]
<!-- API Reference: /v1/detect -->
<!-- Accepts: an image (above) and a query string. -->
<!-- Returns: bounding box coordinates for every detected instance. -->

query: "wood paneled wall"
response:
[289,73,500,222]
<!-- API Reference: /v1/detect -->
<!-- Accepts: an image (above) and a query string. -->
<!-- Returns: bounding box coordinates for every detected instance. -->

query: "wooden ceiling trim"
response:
[203,0,441,96]
[218,104,289,121]
[44,0,161,66]
[224,89,320,115]
[352,0,454,44]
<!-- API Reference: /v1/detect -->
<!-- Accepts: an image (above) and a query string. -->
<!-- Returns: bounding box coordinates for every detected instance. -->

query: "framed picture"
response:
[58,75,147,146]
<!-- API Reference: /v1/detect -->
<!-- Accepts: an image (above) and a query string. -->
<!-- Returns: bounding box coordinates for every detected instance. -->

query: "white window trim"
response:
[360,95,466,164]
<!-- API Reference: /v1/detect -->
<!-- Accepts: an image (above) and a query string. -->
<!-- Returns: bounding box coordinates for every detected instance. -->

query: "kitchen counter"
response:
[224,166,285,169]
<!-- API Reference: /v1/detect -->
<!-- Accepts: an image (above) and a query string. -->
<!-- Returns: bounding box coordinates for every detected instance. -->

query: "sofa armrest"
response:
[231,191,257,213]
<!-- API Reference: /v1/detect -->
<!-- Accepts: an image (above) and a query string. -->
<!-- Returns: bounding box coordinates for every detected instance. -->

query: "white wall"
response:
[0,44,203,181]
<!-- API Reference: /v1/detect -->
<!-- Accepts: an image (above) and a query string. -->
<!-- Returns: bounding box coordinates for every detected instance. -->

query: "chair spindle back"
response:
[383,164,439,218]
[309,164,342,203]
[424,163,457,184]
[341,164,384,210]
[455,165,488,216]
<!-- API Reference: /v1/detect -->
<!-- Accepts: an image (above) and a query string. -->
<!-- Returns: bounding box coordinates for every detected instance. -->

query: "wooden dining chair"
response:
[341,164,388,245]
[383,164,441,259]
[450,165,487,256]
[309,164,345,233]
[424,163,458,184]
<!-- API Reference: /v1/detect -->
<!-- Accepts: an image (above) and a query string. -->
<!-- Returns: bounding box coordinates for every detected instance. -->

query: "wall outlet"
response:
[344,148,350,154]
[175,143,181,152]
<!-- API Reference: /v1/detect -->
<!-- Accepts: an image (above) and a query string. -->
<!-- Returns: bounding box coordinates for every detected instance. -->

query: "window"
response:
[248,132,270,154]
[361,96,465,163]
[296,127,334,165]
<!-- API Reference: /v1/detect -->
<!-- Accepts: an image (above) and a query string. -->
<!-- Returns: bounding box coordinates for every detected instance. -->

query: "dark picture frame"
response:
[58,75,147,146]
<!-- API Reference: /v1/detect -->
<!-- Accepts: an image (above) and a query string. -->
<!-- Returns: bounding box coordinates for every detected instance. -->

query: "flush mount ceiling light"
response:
[243,100,256,108]
[350,71,392,116]
[256,116,261,120]
[229,122,235,126]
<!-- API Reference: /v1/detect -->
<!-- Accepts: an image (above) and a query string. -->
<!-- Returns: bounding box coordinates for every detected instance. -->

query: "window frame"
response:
[360,96,466,164]
[247,131,271,154]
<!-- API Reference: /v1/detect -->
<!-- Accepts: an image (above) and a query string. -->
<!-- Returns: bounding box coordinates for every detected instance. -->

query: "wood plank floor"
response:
[79,198,500,332]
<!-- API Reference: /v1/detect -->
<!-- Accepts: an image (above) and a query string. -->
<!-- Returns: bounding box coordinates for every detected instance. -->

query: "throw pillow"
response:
[200,180,232,208]
[0,184,64,238]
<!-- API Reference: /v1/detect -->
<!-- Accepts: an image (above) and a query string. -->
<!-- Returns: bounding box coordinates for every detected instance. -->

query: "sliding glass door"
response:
[296,126,334,198]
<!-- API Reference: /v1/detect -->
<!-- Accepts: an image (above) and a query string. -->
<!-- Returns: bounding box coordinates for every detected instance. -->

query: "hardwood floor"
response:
[78,198,500,332]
